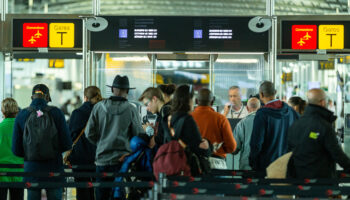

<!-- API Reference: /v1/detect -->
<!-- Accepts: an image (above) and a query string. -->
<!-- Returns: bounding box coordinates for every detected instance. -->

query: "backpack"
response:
[153,116,191,180]
[23,106,59,161]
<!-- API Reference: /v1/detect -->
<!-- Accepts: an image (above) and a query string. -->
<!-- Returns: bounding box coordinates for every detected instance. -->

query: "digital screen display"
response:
[91,16,268,52]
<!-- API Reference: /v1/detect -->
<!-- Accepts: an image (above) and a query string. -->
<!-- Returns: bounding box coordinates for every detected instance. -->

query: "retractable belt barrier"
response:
[2,163,350,198]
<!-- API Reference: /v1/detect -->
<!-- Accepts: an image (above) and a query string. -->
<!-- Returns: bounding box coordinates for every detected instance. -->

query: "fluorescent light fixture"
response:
[111,56,149,62]
[216,59,259,63]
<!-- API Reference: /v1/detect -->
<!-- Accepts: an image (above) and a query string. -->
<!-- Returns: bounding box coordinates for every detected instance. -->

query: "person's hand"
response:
[212,142,223,153]
[199,139,209,149]
[118,153,131,162]
[223,104,231,116]
[142,122,154,130]
[148,136,156,148]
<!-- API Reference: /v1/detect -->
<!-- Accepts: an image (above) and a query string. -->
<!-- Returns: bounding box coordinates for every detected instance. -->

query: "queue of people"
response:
[0,75,348,200]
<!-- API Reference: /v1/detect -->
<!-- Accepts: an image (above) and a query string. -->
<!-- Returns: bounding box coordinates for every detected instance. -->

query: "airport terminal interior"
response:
[2,0,350,199]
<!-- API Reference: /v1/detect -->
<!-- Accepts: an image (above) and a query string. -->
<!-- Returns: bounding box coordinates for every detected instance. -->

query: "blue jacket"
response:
[68,101,96,165]
[249,100,299,172]
[114,136,153,199]
[12,98,72,182]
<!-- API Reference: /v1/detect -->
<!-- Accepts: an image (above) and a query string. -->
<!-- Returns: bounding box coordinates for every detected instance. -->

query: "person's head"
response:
[107,75,135,98]
[157,84,176,103]
[196,88,214,106]
[1,98,19,118]
[307,88,327,107]
[84,86,103,105]
[171,84,194,114]
[288,96,307,115]
[247,97,261,113]
[228,86,242,106]
[139,87,165,114]
[31,84,51,102]
[259,81,276,104]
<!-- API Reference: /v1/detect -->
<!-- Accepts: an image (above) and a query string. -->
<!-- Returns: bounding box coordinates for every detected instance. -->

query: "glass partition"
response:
[97,53,153,101]
[213,54,265,113]
[155,60,209,91]
[10,58,83,117]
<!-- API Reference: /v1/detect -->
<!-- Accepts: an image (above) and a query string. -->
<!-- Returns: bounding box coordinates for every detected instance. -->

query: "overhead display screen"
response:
[282,21,350,51]
[90,16,269,52]
[12,19,82,49]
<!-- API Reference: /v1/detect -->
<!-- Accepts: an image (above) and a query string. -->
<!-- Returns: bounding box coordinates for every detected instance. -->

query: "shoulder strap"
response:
[43,106,54,112]
[72,126,87,147]
[25,106,35,113]
[172,116,187,140]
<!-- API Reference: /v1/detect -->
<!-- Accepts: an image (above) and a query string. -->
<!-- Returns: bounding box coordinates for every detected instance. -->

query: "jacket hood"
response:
[304,104,337,123]
[260,100,295,118]
[99,96,130,115]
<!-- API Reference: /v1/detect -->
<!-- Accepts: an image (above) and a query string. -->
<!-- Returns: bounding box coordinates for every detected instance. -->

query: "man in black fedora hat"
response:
[85,75,144,200]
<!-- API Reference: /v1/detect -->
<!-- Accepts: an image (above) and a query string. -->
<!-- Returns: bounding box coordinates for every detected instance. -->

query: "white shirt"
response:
[222,104,249,119]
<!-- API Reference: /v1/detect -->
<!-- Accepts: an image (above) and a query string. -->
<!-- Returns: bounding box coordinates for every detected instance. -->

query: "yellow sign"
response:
[318,25,344,49]
[49,23,75,48]
[49,59,64,68]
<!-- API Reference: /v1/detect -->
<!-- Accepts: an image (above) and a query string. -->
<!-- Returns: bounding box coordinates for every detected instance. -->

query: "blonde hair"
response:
[1,98,19,118]
[84,86,102,104]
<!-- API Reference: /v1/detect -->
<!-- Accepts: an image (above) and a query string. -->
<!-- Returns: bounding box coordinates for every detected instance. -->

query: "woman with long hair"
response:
[161,84,211,156]
[68,86,103,200]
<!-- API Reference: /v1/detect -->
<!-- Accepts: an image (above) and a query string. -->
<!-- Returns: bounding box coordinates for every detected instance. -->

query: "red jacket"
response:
[192,106,236,158]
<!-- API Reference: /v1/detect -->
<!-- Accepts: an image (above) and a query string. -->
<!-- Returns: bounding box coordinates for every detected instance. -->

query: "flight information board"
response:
[12,19,82,49]
[90,16,269,52]
[281,20,350,51]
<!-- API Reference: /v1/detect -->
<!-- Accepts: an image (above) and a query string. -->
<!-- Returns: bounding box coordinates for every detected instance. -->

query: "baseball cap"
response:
[32,84,52,102]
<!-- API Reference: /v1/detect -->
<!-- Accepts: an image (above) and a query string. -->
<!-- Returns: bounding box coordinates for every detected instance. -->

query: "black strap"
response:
[26,105,53,113]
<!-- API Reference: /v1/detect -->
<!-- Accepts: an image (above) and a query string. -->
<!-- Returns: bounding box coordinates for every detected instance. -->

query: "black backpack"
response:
[23,106,59,161]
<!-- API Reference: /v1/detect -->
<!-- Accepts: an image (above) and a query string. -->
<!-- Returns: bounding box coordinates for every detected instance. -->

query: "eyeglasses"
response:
[143,99,151,107]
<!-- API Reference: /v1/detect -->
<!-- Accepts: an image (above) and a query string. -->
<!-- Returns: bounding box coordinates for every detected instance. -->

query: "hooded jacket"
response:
[288,104,350,178]
[249,100,299,172]
[85,97,145,166]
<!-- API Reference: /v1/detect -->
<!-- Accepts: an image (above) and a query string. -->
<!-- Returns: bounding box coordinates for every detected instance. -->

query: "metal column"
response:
[151,54,157,87]
[266,0,276,83]
[0,0,7,103]
[82,18,88,89]
[209,54,215,93]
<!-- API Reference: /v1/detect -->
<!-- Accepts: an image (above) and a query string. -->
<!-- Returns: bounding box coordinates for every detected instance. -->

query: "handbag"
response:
[63,127,86,165]
[209,156,227,170]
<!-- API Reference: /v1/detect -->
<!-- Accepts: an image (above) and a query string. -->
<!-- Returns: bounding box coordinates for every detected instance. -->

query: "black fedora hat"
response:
[107,75,135,89]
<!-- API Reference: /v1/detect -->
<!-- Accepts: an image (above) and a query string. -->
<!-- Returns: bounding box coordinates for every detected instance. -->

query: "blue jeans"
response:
[27,188,62,200]
[95,164,121,200]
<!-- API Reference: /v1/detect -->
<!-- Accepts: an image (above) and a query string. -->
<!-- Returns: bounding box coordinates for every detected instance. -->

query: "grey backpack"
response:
[23,106,59,161]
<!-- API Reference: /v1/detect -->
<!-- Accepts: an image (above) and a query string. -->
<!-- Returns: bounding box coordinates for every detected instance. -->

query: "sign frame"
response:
[11,14,83,51]
[278,15,350,54]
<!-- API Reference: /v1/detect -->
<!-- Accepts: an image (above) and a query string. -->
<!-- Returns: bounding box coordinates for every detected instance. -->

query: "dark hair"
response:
[157,84,176,96]
[288,96,306,115]
[171,85,194,114]
[138,87,164,102]
[259,81,276,97]
[84,86,102,104]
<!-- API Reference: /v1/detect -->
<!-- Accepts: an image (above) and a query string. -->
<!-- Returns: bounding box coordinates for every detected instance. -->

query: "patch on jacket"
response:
[309,132,319,139]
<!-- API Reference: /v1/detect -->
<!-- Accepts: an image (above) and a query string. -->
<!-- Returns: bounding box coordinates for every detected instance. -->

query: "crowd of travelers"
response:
[0,74,349,200]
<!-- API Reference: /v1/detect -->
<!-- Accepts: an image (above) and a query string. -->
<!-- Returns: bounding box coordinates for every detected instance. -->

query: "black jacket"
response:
[288,104,350,178]
[156,111,211,157]
[68,101,96,165]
